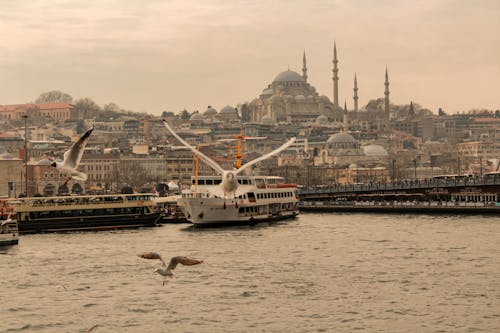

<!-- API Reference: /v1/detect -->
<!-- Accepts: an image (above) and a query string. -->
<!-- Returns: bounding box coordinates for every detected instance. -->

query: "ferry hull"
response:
[18,212,162,234]
[0,239,19,246]
[178,198,299,227]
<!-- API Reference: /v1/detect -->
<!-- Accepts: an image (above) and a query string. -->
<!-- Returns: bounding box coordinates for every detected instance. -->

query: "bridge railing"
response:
[299,176,500,195]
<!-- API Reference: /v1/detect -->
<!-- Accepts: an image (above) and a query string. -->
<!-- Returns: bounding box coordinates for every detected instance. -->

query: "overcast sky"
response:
[0,0,498,115]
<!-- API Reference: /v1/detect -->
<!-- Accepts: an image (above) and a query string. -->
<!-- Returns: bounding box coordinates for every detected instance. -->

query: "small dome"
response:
[319,95,331,103]
[271,95,283,103]
[37,158,53,166]
[261,115,276,125]
[327,132,358,145]
[363,144,388,156]
[262,88,274,96]
[295,95,306,101]
[220,105,237,114]
[273,70,304,83]
[204,106,217,115]
[190,113,204,121]
[316,115,328,125]
[307,95,314,99]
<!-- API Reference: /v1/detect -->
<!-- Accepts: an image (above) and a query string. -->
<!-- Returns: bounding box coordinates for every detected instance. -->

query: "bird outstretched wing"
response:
[138,252,166,267]
[235,137,296,175]
[167,256,203,271]
[64,125,94,169]
[163,120,225,175]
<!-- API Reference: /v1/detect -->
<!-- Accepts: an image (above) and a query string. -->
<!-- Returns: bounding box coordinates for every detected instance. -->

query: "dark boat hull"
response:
[0,239,19,246]
[18,212,162,234]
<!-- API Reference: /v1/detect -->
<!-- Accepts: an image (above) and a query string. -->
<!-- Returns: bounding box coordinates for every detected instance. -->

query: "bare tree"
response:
[35,90,73,104]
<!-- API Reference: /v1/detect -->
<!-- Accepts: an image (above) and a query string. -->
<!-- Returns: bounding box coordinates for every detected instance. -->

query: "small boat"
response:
[0,213,19,246]
[153,195,188,224]
[13,193,162,233]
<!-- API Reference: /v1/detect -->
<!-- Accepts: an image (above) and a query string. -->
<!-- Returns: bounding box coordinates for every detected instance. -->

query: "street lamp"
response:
[413,159,417,181]
[392,159,396,183]
[22,114,29,198]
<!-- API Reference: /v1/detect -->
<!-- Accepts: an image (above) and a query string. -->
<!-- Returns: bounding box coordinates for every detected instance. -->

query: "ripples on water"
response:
[1,213,499,332]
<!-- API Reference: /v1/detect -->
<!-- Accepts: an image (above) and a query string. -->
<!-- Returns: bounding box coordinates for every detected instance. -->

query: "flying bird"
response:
[163,120,295,201]
[137,252,203,285]
[51,125,94,185]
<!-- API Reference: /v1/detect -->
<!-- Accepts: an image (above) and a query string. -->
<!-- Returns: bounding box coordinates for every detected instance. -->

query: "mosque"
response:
[240,45,344,125]
[239,43,392,128]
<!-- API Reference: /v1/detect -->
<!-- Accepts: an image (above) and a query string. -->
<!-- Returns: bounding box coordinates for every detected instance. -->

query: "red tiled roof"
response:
[0,102,73,112]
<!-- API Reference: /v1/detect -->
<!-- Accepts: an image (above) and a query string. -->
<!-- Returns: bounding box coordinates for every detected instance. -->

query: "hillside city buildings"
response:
[1,47,499,197]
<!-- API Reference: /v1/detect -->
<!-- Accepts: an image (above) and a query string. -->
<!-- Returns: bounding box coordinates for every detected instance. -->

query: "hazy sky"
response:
[0,0,499,115]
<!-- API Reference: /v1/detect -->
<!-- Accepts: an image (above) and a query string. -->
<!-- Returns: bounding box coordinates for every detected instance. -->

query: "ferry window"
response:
[206,180,213,185]
[214,179,221,185]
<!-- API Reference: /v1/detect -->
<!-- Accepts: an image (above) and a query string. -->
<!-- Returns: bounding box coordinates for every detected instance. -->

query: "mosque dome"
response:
[204,106,217,115]
[190,113,204,121]
[273,70,304,83]
[319,95,331,103]
[220,105,237,114]
[316,115,328,125]
[327,132,358,146]
[262,88,274,96]
[261,115,276,126]
[37,158,53,166]
[271,95,283,103]
[363,144,388,156]
[307,95,315,99]
[295,95,306,101]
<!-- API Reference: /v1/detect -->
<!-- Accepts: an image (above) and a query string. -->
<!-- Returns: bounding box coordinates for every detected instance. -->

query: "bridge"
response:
[299,175,500,214]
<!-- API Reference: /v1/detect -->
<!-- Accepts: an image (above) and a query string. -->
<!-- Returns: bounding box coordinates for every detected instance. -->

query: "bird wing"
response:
[64,126,94,169]
[137,252,166,267]
[163,120,225,175]
[71,170,88,181]
[167,256,203,271]
[235,137,296,175]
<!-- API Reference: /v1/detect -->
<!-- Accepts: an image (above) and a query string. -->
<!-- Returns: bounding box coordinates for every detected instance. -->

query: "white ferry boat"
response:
[179,175,299,226]
[162,120,300,227]
[14,193,162,233]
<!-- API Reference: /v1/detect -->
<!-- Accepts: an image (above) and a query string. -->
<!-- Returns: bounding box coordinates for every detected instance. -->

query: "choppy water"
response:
[1,213,499,333]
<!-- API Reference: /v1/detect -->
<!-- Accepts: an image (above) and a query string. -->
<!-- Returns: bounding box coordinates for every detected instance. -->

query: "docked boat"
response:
[153,195,188,223]
[0,213,19,246]
[13,193,162,233]
[178,175,300,226]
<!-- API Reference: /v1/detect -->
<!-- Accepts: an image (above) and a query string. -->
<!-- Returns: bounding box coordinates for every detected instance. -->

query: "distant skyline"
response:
[0,0,499,115]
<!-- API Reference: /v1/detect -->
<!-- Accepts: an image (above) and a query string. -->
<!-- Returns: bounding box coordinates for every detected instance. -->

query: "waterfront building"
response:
[0,103,73,121]
[0,156,22,197]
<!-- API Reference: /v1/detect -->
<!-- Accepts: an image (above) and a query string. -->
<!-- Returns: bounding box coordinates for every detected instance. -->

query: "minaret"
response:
[353,74,359,112]
[343,100,348,132]
[409,101,415,118]
[332,42,339,108]
[302,50,308,82]
[384,67,390,117]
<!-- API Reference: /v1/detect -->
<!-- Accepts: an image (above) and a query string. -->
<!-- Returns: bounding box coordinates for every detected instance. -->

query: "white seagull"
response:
[51,125,94,185]
[138,252,203,285]
[163,120,295,201]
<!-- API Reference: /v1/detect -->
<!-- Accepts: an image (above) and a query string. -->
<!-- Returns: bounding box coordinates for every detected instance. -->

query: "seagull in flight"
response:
[138,252,203,285]
[51,125,94,185]
[163,120,295,201]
